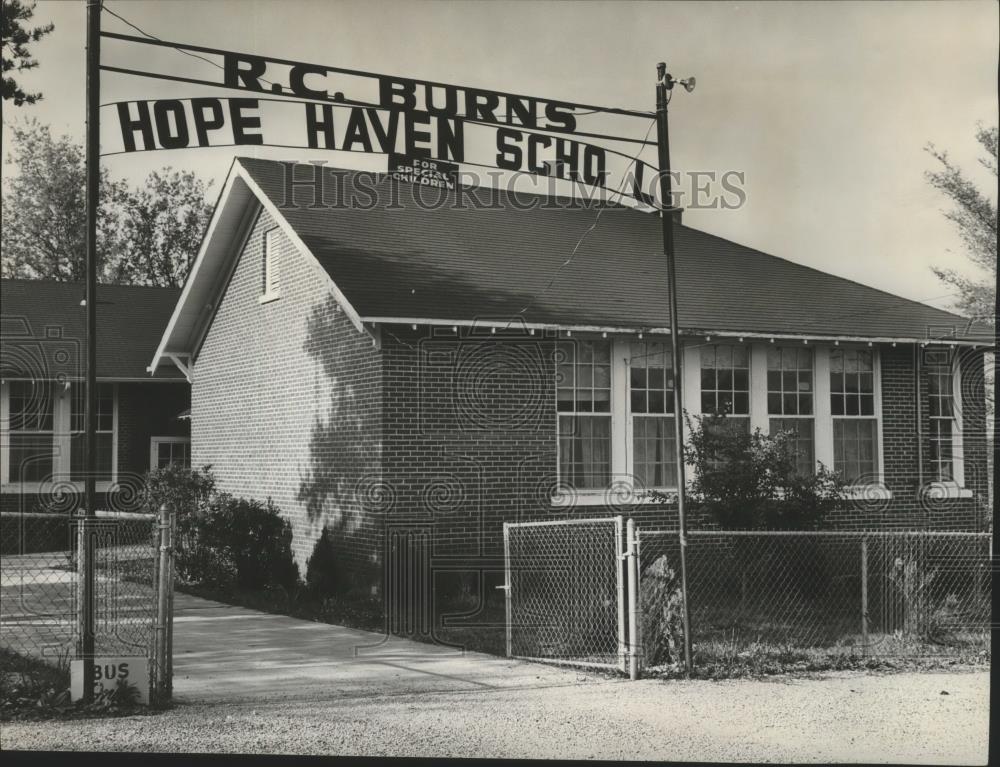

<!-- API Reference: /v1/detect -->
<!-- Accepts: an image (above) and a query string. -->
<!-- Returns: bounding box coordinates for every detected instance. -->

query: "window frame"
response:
[0,380,118,493]
[698,343,751,423]
[555,338,614,493]
[150,436,192,471]
[826,347,882,486]
[924,348,965,490]
[3,380,57,484]
[627,339,678,492]
[765,346,816,476]
[69,382,116,482]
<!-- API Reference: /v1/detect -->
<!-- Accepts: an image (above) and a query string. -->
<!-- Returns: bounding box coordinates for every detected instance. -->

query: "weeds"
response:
[0,648,154,721]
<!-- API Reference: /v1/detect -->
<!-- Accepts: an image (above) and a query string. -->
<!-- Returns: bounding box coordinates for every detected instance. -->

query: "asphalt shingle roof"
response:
[235,157,988,343]
[1,279,184,379]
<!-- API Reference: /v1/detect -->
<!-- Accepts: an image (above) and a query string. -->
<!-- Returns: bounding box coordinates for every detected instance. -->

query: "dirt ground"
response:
[1,592,989,762]
[1,668,988,762]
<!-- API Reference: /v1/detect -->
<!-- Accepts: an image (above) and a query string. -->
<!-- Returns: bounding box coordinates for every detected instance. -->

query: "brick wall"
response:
[377,328,689,580]
[380,328,556,562]
[376,337,988,575]
[191,207,383,586]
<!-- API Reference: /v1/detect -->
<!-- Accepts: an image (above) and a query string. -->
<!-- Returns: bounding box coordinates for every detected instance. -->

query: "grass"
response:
[642,628,991,680]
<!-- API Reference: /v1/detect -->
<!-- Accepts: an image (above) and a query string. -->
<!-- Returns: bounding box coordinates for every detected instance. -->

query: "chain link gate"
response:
[0,506,175,704]
[503,517,627,671]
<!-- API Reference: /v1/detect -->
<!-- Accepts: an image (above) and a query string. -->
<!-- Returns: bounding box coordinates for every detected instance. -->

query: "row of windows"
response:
[2,382,190,484]
[6,381,115,483]
[556,341,959,492]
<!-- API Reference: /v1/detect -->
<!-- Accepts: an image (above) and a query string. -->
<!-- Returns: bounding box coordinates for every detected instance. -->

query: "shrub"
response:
[144,465,299,591]
[141,464,217,582]
[650,412,847,530]
[305,525,341,596]
[305,524,381,599]
[141,463,215,517]
[199,494,300,591]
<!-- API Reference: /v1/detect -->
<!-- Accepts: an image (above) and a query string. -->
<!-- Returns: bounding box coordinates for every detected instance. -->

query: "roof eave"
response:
[360,316,992,347]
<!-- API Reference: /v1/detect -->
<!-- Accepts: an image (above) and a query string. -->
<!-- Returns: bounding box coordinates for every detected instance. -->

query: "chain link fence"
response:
[1,508,174,702]
[504,517,625,670]
[504,524,990,676]
[638,529,991,671]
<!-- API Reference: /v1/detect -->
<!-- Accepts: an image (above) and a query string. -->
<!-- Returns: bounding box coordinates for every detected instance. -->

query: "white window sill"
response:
[922,482,975,500]
[551,489,678,508]
[259,291,281,304]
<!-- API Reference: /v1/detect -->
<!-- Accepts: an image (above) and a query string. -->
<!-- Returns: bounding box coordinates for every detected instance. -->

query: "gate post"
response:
[75,514,100,701]
[615,516,626,673]
[626,518,640,680]
[502,522,512,658]
[153,503,174,704]
[860,534,869,658]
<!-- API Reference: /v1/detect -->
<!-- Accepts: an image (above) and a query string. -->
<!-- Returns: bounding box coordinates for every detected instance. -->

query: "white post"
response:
[154,504,172,702]
[503,523,512,658]
[615,516,626,673]
[627,518,640,680]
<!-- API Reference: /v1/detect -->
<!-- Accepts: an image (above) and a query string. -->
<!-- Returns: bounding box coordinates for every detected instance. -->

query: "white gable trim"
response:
[149,159,370,375]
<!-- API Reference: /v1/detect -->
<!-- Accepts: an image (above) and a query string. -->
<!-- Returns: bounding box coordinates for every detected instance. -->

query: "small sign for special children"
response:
[388,154,458,190]
[99,32,664,208]
[71,657,150,704]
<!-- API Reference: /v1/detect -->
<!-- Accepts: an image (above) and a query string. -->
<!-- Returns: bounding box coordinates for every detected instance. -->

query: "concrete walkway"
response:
[172,592,603,703]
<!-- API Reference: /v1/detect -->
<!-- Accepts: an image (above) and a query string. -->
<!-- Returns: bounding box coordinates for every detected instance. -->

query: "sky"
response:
[2,0,997,314]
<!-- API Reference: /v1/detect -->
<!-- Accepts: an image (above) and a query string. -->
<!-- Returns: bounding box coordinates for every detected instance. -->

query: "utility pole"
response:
[655,61,694,675]
[81,0,102,703]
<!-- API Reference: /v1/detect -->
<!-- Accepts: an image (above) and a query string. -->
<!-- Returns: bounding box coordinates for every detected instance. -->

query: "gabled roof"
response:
[151,157,988,371]
[1,279,185,380]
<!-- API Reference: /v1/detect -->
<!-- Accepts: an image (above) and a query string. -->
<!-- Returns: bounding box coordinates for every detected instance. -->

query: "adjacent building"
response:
[1,279,191,514]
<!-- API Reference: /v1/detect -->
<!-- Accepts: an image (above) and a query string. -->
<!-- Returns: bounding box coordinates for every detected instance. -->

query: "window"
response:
[830,348,878,482]
[150,437,191,469]
[7,381,55,482]
[545,337,891,504]
[926,350,955,482]
[70,383,115,481]
[767,347,814,475]
[1,381,117,488]
[629,340,677,489]
[263,227,281,298]
[557,339,612,490]
[700,344,750,431]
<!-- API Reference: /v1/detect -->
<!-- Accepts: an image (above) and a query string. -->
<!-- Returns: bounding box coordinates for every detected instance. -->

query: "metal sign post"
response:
[654,62,693,676]
[81,0,102,703]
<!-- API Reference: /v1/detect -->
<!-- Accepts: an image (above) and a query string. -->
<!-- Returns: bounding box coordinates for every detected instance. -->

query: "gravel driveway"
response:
[1,593,989,761]
[2,668,988,761]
